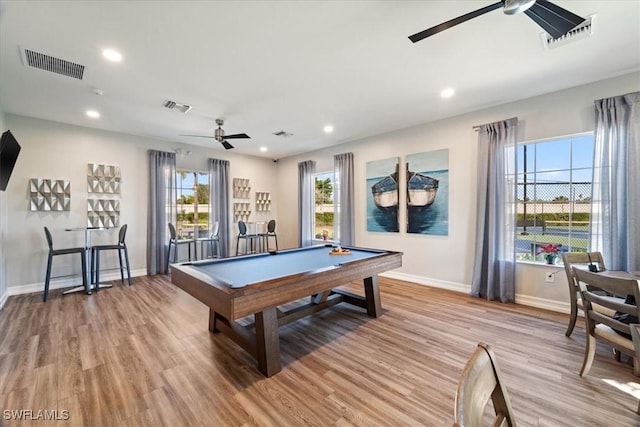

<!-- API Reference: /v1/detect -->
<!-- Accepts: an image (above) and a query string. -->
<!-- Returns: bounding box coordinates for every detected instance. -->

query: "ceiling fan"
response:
[408,0,586,43]
[181,118,250,150]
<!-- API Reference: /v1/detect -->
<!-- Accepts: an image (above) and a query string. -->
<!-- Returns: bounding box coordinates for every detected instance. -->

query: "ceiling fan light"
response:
[503,0,536,15]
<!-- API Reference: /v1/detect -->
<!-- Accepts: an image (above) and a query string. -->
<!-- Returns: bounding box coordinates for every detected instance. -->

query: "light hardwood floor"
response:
[1,275,639,426]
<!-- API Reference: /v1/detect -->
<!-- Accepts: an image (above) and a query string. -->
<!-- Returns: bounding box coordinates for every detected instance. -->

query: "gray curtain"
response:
[334,152,355,246]
[147,150,176,275]
[471,117,518,302]
[298,160,315,247]
[208,158,230,258]
[590,91,640,271]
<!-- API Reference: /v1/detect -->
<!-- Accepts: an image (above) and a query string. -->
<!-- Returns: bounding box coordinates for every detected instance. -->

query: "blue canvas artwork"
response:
[406,149,449,235]
[366,157,400,232]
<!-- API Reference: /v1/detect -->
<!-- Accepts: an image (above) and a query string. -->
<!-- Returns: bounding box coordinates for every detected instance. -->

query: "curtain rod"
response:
[472,117,519,131]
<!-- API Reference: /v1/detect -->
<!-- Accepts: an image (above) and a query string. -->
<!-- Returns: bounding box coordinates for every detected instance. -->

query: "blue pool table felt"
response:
[184,246,382,288]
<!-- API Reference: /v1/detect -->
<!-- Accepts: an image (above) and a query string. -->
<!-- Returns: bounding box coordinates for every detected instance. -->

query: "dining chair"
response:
[43,226,89,302]
[574,268,640,378]
[259,219,278,252]
[196,221,220,259]
[166,222,194,273]
[236,221,260,256]
[562,251,608,337]
[453,342,516,427]
[91,224,131,288]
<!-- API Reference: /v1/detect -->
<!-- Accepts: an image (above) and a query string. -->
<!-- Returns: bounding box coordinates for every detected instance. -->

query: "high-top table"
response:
[63,226,113,294]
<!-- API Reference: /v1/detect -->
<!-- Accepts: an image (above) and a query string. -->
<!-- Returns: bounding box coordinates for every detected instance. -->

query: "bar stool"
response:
[236,221,261,256]
[259,219,278,252]
[196,221,220,259]
[43,226,89,302]
[92,224,131,288]
[166,222,194,273]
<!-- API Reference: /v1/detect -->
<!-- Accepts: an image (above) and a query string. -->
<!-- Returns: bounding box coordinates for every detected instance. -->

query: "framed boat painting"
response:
[406,149,448,235]
[366,157,399,232]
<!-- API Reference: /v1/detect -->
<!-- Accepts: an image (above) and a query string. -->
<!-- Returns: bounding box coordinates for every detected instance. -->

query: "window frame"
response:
[514,132,594,264]
[174,169,210,240]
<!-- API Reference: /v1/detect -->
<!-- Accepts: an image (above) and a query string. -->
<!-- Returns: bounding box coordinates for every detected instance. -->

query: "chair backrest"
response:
[44,226,54,251]
[118,224,128,245]
[574,268,640,340]
[562,252,606,295]
[168,222,177,240]
[267,219,276,233]
[211,221,220,238]
[238,221,247,235]
[454,343,516,427]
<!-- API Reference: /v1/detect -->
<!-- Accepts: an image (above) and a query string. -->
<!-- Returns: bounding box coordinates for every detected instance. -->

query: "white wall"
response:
[3,114,278,294]
[276,72,640,312]
[0,106,7,308]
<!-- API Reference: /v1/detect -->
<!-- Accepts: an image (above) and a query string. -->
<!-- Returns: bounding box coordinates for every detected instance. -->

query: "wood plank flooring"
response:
[1,275,639,426]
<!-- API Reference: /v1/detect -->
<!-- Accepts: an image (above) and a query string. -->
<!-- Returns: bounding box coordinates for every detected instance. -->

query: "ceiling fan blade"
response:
[180,134,215,139]
[409,1,503,43]
[221,140,234,150]
[524,0,585,39]
[223,133,251,139]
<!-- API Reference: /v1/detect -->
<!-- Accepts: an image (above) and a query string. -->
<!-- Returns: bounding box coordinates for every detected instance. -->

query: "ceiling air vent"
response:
[541,15,595,50]
[273,130,294,137]
[20,47,85,80]
[163,100,192,114]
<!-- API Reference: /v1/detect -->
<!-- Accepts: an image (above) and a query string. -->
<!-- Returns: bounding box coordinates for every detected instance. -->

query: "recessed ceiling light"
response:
[102,49,122,63]
[440,88,455,98]
[260,146,267,153]
[86,110,100,118]
[323,125,334,133]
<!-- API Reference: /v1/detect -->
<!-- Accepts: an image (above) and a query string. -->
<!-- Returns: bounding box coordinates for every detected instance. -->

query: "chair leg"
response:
[274,234,278,251]
[566,301,578,337]
[44,253,53,302]
[165,242,172,275]
[95,250,101,292]
[118,248,125,284]
[215,240,220,258]
[124,246,131,285]
[236,236,240,256]
[80,250,89,295]
[580,334,597,377]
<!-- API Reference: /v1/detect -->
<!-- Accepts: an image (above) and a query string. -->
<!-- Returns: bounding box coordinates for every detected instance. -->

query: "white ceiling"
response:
[1,1,639,160]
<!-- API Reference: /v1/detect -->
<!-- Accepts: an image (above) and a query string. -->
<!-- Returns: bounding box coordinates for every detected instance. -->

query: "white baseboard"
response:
[381,271,570,314]
[7,268,147,296]
[3,268,571,316]
[381,271,470,294]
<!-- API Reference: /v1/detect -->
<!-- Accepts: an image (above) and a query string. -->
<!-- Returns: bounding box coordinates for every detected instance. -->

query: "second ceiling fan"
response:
[182,119,250,150]
[409,0,586,43]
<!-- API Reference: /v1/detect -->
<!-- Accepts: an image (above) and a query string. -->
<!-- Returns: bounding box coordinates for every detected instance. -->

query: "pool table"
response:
[171,244,403,377]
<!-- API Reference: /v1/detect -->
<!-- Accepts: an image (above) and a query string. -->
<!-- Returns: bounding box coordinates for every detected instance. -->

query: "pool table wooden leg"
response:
[209,308,219,332]
[363,275,382,318]
[255,307,281,377]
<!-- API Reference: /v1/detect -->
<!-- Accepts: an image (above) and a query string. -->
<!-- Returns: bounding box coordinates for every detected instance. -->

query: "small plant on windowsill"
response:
[537,244,560,265]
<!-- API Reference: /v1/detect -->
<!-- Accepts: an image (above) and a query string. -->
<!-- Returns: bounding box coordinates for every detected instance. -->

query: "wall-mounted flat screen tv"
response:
[0,130,21,191]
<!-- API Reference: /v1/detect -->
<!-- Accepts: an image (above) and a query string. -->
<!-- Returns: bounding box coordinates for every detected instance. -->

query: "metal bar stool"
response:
[196,221,220,259]
[166,222,195,273]
[259,219,278,252]
[43,226,89,302]
[92,224,132,288]
[236,221,261,256]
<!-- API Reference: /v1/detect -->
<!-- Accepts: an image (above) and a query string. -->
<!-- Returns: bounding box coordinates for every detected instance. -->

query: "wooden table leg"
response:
[209,308,219,333]
[255,307,281,377]
[363,275,382,318]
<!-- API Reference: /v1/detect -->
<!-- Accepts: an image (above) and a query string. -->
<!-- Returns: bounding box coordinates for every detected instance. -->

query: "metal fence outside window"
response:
[516,180,592,261]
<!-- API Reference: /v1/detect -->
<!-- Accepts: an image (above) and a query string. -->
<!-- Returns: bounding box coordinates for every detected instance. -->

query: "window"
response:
[175,170,210,239]
[515,133,594,262]
[314,172,335,241]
